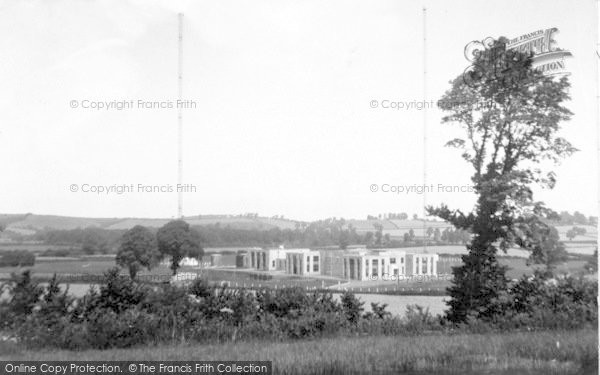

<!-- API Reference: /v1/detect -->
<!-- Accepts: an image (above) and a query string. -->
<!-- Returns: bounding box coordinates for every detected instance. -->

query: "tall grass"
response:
[2,329,596,374]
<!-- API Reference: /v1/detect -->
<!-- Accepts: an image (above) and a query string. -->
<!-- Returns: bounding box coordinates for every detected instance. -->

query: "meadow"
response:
[2,329,596,374]
[0,255,591,300]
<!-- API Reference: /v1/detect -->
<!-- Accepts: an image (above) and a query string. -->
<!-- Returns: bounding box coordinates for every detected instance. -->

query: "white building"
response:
[242,247,439,280]
[285,249,321,276]
[342,249,438,281]
[247,247,292,271]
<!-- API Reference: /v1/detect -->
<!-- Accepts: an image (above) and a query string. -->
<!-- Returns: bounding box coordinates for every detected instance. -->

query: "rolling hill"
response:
[0,214,596,255]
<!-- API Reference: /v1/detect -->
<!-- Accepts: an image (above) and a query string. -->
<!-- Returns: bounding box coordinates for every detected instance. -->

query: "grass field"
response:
[0,256,589,295]
[0,259,341,290]
[1,329,596,374]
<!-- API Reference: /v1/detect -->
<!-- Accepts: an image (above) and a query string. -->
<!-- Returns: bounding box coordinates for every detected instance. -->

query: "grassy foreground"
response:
[1,329,596,374]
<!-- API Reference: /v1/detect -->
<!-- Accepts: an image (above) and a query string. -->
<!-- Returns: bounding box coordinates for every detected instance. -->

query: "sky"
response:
[0,0,597,221]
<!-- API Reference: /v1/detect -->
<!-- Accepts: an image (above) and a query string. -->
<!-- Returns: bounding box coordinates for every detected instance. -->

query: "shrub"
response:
[0,251,35,267]
[86,267,148,314]
[488,272,598,330]
[340,291,364,325]
[86,308,158,349]
[0,270,43,329]
[3,267,596,351]
[257,287,308,318]
[403,304,441,333]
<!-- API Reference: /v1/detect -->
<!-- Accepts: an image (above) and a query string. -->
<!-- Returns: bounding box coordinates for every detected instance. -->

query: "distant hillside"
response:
[344,219,455,239]
[1,214,596,247]
[2,214,301,233]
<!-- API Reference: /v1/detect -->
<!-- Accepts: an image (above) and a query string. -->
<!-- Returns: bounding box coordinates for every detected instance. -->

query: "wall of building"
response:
[320,250,345,278]
[285,251,320,276]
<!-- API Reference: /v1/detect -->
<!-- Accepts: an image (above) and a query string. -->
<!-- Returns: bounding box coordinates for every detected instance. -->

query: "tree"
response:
[81,233,109,255]
[373,223,383,246]
[567,226,586,241]
[441,228,449,243]
[364,231,374,246]
[156,220,203,275]
[527,225,568,275]
[338,230,349,250]
[383,233,391,245]
[116,225,160,279]
[573,211,588,225]
[433,228,441,242]
[428,37,575,323]
[585,248,598,274]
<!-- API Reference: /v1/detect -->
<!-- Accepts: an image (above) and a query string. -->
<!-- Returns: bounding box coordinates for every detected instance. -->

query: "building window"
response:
[390,258,396,264]
[400,257,404,264]
[422,257,428,274]
[272,260,275,268]
[313,256,319,272]
[372,259,378,277]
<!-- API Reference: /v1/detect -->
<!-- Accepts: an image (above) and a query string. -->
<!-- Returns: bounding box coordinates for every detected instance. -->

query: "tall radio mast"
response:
[177,13,184,219]
[422,7,428,253]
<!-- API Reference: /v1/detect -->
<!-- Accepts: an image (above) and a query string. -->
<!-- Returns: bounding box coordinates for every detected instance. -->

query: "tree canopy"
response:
[429,37,575,322]
[156,220,203,275]
[116,225,160,279]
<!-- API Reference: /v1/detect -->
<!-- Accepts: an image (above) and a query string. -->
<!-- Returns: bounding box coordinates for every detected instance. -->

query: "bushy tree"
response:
[429,37,575,322]
[157,220,203,275]
[0,270,43,329]
[116,225,160,279]
[527,225,567,276]
[340,291,364,325]
[585,248,598,274]
[0,251,35,267]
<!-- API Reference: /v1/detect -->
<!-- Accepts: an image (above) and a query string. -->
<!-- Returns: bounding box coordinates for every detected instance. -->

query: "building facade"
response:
[246,248,293,271]
[341,249,438,280]
[237,247,439,280]
[285,249,321,276]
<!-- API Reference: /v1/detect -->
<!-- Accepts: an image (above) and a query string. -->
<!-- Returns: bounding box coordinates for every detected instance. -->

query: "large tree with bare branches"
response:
[430,37,576,322]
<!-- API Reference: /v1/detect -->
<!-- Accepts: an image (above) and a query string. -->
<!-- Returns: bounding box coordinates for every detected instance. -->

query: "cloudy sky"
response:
[0,0,597,221]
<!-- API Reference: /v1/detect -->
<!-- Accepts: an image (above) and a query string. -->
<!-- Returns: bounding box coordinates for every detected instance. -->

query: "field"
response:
[1,329,596,374]
[0,254,590,295]
[0,258,342,291]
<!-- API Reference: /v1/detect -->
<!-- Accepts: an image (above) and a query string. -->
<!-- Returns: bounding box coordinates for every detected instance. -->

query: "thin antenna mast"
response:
[177,13,184,219]
[422,7,428,253]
